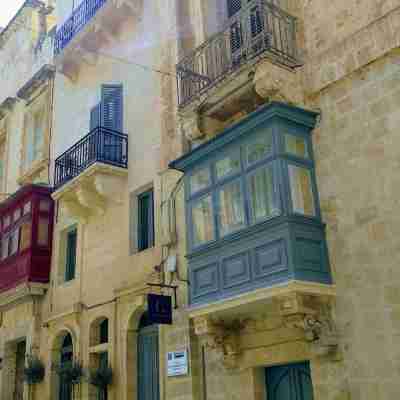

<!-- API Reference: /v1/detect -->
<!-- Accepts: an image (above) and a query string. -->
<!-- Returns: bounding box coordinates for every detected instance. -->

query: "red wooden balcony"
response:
[0,185,54,294]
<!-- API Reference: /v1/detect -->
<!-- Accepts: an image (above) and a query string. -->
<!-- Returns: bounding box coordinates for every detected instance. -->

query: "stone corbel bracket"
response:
[193,316,251,369]
[279,293,339,358]
[52,163,127,222]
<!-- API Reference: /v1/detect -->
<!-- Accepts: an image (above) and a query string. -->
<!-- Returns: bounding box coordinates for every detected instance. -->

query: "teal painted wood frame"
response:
[170,102,332,306]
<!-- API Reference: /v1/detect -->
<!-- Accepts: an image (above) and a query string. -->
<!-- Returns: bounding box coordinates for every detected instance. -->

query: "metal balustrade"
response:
[54,0,107,55]
[176,0,299,108]
[54,127,128,189]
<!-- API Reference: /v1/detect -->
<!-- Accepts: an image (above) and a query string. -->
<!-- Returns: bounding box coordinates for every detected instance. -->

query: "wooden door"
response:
[266,362,314,400]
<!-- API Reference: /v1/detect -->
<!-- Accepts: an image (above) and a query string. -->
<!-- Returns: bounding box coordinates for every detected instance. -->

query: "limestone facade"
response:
[0,0,400,400]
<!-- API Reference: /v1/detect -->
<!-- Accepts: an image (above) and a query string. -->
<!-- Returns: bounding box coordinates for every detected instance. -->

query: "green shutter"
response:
[266,362,314,400]
[138,325,160,400]
[138,190,154,251]
[65,229,77,282]
[90,103,101,131]
[101,84,123,132]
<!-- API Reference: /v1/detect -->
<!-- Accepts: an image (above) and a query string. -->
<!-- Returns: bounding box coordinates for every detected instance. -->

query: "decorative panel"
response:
[192,263,219,299]
[221,251,251,289]
[295,238,324,272]
[253,239,287,278]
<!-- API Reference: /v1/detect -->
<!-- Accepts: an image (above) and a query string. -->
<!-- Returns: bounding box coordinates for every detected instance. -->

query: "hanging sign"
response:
[147,293,173,325]
[167,350,189,377]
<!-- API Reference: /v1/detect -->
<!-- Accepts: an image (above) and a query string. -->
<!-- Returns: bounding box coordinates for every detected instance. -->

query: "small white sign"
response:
[167,350,189,377]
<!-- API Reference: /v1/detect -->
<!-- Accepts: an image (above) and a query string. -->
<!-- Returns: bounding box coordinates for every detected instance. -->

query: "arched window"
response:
[59,334,73,400]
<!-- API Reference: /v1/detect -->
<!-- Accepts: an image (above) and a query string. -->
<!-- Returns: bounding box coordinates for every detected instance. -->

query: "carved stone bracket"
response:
[253,60,304,106]
[53,164,127,222]
[279,293,339,358]
[193,316,251,368]
[179,111,204,141]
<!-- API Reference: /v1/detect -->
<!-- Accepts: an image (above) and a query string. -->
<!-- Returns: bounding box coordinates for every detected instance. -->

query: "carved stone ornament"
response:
[193,317,250,368]
[280,294,339,357]
[179,112,204,141]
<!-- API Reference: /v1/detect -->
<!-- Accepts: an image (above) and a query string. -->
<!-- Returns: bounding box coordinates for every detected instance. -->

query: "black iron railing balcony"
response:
[54,127,128,189]
[54,0,107,55]
[176,0,299,108]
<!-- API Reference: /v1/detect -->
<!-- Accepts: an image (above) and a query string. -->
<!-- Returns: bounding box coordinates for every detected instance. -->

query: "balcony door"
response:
[59,334,73,400]
[266,362,314,400]
[227,0,265,62]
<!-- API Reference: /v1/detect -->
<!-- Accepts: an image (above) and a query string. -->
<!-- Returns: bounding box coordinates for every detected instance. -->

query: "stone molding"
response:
[52,163,128,223]
[0,282,48,310]
[189,282,337,368]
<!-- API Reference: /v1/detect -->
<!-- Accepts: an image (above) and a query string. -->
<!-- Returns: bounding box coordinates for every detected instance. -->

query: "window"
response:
[181,118,320,251]
[137,190,154,251]
[218,180,245,236]
[24,108,45,171]
[191,195,214,245]
[65,228,77,282]
[0,140,5,191]
[288,165,315,216]
[99,319,109,344]
[186,127,279,249]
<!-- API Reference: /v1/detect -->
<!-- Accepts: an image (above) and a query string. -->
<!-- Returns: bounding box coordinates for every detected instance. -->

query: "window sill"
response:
[57,278,76,289]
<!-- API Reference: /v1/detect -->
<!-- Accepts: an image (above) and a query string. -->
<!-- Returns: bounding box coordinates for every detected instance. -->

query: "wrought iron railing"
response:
[54,127,128,189]
[54,0,107,55]
[176,0,299,108]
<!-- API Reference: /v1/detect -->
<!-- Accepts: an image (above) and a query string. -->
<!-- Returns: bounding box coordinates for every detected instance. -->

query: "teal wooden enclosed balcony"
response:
[170,102,333,308]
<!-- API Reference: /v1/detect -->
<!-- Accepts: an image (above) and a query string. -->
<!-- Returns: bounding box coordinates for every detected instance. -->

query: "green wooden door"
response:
[137,324,160,400]
[266,362,314,400]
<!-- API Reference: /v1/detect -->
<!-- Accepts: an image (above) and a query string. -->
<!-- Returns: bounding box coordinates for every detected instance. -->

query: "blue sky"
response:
[0,0,25,29]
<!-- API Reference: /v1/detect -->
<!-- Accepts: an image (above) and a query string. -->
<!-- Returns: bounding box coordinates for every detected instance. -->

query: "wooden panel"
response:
[266,361,314,400]
[221,251,251,289]
[253,239,287,278]
[192,263,219,299]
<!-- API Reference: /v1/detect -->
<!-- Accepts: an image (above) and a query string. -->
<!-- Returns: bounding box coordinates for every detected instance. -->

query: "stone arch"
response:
[49,327,78,400]
[121,298,146,400]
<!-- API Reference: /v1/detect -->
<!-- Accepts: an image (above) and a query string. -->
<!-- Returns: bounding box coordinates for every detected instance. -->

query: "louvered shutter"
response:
[90,102,101,131]
[101,84,123,132]
[227,0,242,17]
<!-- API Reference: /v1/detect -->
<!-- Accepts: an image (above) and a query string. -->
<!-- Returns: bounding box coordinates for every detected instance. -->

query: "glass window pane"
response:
[3,215,10,229]
[192,195,214,245]
[38,217,49,246]
[39,200,51,212]
[20,221,32,251]
[215,153,240,180]
[2,236,9,259]
[190,168,211,195]
[13,208,21,222]
[285,134,309,158]
[288,165,315,216]
[65,228,77,281]
[248,166,279,222]
[10,228,19,255]
[246,129,273,165]
[23,202,31,215]
[218,181,245,236]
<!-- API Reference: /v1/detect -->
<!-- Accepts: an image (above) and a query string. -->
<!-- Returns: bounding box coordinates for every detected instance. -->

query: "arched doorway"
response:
[59,333,73,400]
[137,313,160,400]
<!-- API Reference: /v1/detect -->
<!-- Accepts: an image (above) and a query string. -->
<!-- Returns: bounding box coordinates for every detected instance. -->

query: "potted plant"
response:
[24,355,45,384]
[54,360,83,385]
[88,364,113,389]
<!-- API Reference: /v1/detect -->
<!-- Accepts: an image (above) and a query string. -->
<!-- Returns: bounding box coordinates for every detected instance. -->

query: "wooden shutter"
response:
[101,84,123,132]
[65,229,77,281]
[90,102,101,131]
[137,325,160,400]
[227,0,242,17]
[138,190,154,251]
